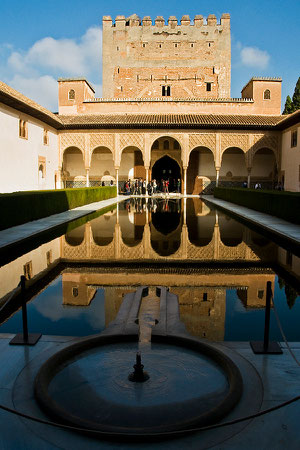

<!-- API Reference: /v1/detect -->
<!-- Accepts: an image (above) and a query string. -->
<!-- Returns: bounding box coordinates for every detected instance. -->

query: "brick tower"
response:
[102,13,231,99]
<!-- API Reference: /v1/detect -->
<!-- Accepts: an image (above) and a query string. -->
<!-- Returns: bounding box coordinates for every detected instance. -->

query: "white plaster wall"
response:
[252,154,275,177]
[198,153,216,177]
[90,151,114,177]
[64,151,85,177]
[220,153,247,177]
[281,126,300,192]
[0,237,60,301]
[0,104,58,193]
[120,152,135,180]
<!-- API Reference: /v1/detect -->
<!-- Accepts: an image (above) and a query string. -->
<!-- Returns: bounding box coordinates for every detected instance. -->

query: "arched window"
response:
[173,140,180,150]
[163,140,169,150]
[264,89,271,100]
[68,89,75,100]
[162,85,171,96]
[152,140,159,150]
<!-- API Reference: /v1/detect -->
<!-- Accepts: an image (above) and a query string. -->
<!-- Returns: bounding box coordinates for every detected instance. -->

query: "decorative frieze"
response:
[189,133,216,151]
[220,133,248,153]
[60,133,85,151]
[90,133,114,151]
[119,133,144,150]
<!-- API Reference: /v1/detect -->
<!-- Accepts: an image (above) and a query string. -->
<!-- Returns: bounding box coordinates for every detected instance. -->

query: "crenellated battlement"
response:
[103,13,230,28]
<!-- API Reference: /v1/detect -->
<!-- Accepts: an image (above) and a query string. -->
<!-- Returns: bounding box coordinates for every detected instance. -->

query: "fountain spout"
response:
[128,352,149,382]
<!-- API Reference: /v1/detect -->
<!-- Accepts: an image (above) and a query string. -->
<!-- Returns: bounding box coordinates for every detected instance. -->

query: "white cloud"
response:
[3,26,102,110]
[240,46,270,69]
[8,26,102,76]
[10,74,58,111]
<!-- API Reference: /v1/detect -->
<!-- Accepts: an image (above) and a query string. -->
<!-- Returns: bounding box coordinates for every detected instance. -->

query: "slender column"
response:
[86,168,90,187]
[145,166,149,193]
[115,167,119,194]
[215,211,219,225]
[216,168,220,187]
[183,167,187,196]
[247,168,252,188]
[183,197,187,225]
[117,202,119,223]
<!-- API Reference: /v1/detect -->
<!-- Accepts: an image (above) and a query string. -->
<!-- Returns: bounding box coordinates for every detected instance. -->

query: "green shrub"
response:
[214,187,300,225]
[0,186,117,230]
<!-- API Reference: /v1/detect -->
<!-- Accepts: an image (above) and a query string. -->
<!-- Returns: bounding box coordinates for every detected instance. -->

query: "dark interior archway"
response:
[152,156,181,192]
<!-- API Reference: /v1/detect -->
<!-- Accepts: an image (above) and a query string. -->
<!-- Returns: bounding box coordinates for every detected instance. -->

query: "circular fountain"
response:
[34,333,243,437]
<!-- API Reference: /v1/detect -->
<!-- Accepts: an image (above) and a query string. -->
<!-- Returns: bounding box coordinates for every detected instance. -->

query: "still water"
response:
[0,197,299,341]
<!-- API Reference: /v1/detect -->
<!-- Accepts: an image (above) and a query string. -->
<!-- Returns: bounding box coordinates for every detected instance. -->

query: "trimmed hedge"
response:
[0,186,117,231]
[214,187,300,225]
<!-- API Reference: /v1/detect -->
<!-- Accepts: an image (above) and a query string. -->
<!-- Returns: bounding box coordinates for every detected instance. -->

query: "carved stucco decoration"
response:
[119,133,145,151]
[250,134,279,165]
[220,133,249,153]
[188,134,217,164]
[60,133,85,152]
[187,242,215,260]
[90,133,114,152]
[149,133,185,151]
[150,150,182,168]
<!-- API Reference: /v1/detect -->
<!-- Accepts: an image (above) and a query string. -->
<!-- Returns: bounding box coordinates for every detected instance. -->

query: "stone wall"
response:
[102,14,231,99]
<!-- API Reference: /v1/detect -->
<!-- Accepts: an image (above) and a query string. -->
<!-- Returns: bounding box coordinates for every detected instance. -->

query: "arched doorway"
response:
[152,155,181,192]
[187,147,215,194]
[251,148,276,189]
[220,147,247,187]
[90,147,114,186]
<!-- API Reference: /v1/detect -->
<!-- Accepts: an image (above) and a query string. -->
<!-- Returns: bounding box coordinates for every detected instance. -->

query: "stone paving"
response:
[204,195,300,246]
[0,334,299,449]
[0,195,127,252]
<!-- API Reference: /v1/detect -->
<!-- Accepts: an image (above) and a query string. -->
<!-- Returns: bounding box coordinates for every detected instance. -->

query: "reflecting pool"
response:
[0,198,299,341]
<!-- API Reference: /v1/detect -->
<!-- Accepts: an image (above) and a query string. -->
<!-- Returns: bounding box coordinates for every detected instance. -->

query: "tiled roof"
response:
[59,113,283,129]
[0,81,62,128]
[275,110,300,130]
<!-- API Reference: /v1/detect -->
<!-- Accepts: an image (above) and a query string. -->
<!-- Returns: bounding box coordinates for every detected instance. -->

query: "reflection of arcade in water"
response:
[62,198,277,262]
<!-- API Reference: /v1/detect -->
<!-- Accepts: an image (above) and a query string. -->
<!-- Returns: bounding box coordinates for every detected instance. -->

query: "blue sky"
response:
[0,0,299,111]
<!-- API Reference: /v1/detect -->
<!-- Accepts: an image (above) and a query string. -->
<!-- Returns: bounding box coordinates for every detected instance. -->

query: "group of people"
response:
[124,178,181,196]
[242,181,284,191]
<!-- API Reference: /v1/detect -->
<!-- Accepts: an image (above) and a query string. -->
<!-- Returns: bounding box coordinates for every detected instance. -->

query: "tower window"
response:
[46,250,52,267]
[117,67,120,74]
[68,89,75,100]
[190,43,194,48]
[264,89,271,100]
[23,261,33,280]
[43,129,49,145]
[19,119,28,139]
[174,43,178,48]
[291,130,297,148]
[116,46,119,51]
[163,140,169,150]
[206,83,212,92]
[152,140,159,149]
[162,85,171,96]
